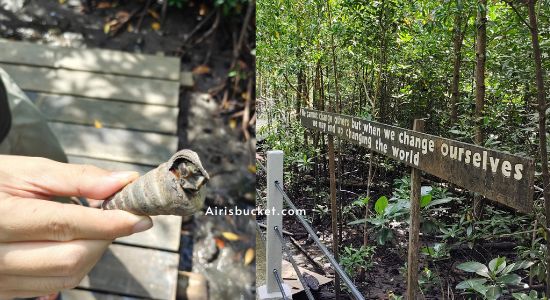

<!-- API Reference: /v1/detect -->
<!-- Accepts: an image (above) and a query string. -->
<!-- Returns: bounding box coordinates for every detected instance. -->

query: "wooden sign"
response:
[301,108,535,213]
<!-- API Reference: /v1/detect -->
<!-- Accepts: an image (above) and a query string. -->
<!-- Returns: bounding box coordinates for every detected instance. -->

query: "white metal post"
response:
[258,150,290,300]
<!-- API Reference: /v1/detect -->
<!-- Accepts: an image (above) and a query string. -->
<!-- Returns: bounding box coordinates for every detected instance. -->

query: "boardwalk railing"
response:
[258,150,365,300]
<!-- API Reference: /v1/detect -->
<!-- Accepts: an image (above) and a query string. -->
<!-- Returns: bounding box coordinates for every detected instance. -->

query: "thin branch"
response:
[283,73,309,100]
[502,0,532,30]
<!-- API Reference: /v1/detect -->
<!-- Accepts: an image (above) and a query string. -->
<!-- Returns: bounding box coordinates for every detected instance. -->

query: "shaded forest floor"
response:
[0,1,256,298]
[257,141,541,300]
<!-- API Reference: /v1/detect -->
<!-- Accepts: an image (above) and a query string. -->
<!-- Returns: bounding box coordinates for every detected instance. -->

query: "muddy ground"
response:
[0,0,256,299]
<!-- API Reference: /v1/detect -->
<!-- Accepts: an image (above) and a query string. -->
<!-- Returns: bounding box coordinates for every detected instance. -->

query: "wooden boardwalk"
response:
[0,39,193,299]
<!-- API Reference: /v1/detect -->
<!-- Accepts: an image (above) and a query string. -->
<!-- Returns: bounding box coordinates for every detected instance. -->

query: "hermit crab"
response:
[102,150,210,216]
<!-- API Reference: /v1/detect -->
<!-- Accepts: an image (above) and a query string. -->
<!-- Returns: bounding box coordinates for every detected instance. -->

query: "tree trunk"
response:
[450,0,465,126]
[473,0,487,218]
[527,0,550,295]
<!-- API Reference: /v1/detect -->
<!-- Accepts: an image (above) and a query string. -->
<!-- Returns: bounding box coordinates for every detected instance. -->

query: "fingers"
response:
[0,155,138,199]
[0,198,152,242]
[0,240,110,298]
[0,240,109,277]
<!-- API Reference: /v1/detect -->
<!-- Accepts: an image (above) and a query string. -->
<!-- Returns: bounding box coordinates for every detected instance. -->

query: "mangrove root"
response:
[102,149,210,216]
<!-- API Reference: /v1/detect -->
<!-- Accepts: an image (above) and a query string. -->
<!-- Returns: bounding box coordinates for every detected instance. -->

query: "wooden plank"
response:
[0,39,181,81]
[280,260,331,295]
[79,244,179,300]
[1,64,179,106]
[27,92,178,134]
[116,215,182,252]
[301,108,535,213]
[62,289,141,300]
[49,122,177,166]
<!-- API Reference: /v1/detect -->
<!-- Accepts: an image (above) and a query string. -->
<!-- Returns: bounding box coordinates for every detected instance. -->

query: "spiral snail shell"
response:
[102,149,210,216]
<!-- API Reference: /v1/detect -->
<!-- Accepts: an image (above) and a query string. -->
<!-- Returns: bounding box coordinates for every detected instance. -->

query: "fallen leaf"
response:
[244,248,255,266]
[94,120,103,129]
[103,23,111,34]
[215,238,225,249]
[199,3,208,16]
[192,65,211,75]
[247,164,256,174]
[127,23,134,32]
[96,1,112,9]
[58,0,66,4]
[221,232,240,241]
[148,9,160,20]
[229,119,237,129]
[151,22,161,31]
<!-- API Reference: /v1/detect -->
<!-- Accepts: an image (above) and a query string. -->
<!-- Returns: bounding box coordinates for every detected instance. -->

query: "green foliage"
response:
[512,291,546,300]
[516,238,548,284]
[456,257,533,300]
[340,245,376,278]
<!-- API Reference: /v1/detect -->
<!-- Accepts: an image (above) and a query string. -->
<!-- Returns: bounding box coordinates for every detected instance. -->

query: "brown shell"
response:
[102,149,210,216]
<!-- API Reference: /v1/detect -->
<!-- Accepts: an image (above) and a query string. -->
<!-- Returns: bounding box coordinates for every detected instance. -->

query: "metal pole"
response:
[266,150,284,294]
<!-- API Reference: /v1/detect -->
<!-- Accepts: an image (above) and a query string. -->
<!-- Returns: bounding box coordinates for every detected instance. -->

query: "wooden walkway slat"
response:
[49,122,177,166]
[0,64,180,106]
[0,39,181,81]
[28,92,178,134]
[67,155,154,176]
[79,244,179,300]
[61,289,141,300]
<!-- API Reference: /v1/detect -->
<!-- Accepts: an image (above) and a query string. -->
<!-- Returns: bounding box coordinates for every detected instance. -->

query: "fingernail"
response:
[109,171,139,185]
[133,217,153,233]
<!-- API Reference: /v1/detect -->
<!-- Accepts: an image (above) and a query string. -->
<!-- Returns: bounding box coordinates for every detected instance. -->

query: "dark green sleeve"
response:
[0,77,11,143]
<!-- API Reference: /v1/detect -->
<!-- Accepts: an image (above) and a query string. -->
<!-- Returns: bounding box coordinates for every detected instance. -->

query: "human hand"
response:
[0,156,153,299]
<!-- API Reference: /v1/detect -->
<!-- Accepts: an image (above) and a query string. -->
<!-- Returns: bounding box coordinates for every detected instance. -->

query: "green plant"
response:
[512,290,545,300]
[456,257,533,300]
[167,0,186,9]
[348,195,408,245]
[340,245,376,278]
[421,243,450,261]
[517,238,548,284]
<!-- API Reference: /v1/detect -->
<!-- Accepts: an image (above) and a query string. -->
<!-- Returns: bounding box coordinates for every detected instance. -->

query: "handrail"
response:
[275,181,365,300]
[274,226,315,300]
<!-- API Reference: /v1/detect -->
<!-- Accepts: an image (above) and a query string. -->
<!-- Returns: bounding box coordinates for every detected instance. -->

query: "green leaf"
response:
[488,257,506,274]
[420,194,432,208]
[510,261,534,271]
[347,218,367,226]
[376,228,393,245]
[485,285,502,300]
[497,273,521,285]
[456,278,488,291]
[457,261,490,278]
[374,196,389,215]
[424,197,453,208]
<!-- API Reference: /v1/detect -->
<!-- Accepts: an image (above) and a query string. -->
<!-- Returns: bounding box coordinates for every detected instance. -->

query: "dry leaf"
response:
[97,1,112,9]
[127,23,134,32]
[151,22,161,31]
[215,238,225,249]
[148,9,160,20]
[221,232,240,241]
[247,164,256,174]
[244,248,255,266]
[94,120,103,129]
[229,119,237,129]
[199,3,208,16]
[103,23,111,34]
[58,0,66,4]
[192,65,211,75]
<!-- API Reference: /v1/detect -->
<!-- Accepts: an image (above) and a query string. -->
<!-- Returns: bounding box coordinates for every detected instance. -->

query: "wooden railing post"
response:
[407,119,425,299]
